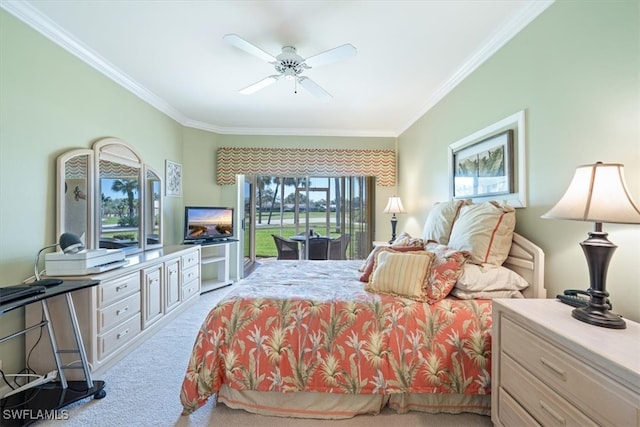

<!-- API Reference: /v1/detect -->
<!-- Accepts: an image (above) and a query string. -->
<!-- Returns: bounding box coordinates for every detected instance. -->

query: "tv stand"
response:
[199,240,237,293]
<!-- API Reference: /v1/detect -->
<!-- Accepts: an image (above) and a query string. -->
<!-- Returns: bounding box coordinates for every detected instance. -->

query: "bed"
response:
[180,201,545,419]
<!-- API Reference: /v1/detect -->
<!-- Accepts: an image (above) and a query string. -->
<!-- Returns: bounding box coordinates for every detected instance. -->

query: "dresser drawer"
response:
[181,251,199,270]
[99,273,140,307]
[501,353,597,426]
[182,265,199,284]
[97,292,140,334]
[502,316,637,426]
[98,313,141,361]
[497,387,541,427]
[182,279,200,301]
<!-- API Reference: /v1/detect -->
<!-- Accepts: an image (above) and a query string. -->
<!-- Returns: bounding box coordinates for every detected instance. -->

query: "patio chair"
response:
[272,234,300,260]
[329,234,351,260]
[307,237,330,260]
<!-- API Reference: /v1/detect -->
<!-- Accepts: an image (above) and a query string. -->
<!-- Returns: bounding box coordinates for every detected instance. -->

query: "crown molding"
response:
[182,118,397,138]
[1,0,190,125]
[397,0,555,136]
[3,0,554,138]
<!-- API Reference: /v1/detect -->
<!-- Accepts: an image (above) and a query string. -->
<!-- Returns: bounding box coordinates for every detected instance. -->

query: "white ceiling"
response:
[3,0,552,137]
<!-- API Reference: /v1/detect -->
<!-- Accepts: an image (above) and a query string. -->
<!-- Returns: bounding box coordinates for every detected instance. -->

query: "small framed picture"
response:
[165,160,182,197]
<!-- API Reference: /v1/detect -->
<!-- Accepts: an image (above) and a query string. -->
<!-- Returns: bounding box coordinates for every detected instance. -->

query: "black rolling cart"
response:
[0,280,106,426]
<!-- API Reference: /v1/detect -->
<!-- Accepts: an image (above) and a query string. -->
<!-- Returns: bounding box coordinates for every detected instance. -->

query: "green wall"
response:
[0,10,185,372]
[398,0,640,321]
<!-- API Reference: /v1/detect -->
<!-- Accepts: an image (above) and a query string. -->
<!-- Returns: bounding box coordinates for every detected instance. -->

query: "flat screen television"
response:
[183,206,234,243]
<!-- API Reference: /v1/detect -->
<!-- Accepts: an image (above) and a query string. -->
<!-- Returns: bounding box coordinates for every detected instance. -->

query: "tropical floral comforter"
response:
[180,260,492,415]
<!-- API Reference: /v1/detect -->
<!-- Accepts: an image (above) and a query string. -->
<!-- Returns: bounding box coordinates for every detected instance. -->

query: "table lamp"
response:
[383,196,406,243]
[542,162,640,329]
[34,232,85,284]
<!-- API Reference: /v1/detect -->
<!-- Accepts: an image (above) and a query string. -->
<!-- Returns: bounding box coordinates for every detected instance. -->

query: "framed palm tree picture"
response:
[452,130,514,199]
[448,110,527,207]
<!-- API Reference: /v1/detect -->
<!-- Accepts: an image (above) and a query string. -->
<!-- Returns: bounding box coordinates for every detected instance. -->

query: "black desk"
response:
[0,280,105,426]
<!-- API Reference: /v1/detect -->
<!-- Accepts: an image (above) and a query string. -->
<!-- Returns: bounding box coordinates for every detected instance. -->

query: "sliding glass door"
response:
[241,175,374,271]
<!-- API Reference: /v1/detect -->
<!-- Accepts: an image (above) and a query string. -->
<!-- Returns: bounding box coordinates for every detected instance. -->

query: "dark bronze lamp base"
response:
[572,306,625,329]
[575,226,626,329]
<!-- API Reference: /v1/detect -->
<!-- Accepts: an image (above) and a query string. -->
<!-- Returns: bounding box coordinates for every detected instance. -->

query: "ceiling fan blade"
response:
[298,76,332,100]
[303,43,357,68]
[239,75,280,95]
[223,34,277,63]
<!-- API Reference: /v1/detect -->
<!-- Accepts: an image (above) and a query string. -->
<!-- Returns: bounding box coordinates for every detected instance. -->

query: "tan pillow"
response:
[447,201,516,266]
[365,251,435,300]
[421,200,470,245]
[359,245,424,281]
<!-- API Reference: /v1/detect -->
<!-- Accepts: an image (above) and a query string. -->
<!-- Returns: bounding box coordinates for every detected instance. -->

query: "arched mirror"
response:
[57,149,94,246]
[144,166,162,249]
[57,137,163,253]
[95,138,143,253]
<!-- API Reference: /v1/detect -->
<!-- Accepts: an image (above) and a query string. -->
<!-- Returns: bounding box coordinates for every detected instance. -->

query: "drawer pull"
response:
[540,400,566,425]
[116,306,128,316]
[117,328,129,339]
[116,284,128,292]
[540,357,567,380]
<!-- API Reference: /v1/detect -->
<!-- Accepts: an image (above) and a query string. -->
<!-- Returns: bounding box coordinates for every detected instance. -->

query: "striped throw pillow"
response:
[365,251,434,300]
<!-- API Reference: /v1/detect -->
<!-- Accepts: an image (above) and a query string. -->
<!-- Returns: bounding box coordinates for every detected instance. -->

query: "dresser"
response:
[491,299,640,426]
[25,245,201,379]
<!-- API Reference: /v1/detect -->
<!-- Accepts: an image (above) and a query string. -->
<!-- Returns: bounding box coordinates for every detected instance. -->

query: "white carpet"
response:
[37,285,492,427]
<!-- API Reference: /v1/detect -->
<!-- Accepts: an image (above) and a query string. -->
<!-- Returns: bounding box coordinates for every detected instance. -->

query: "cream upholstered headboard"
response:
[503,233,546,298]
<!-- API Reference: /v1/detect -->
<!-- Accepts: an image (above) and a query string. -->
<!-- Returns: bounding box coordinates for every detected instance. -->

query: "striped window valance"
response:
[217,147,396,186]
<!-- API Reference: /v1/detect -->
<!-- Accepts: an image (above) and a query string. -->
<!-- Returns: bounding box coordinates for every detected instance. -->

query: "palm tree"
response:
[101,193,112,218]
[111,179,138,224]
[267,177,299,224]
[256,176,272,224]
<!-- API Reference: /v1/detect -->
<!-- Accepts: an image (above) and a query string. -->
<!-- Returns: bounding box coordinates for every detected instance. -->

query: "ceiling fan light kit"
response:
[224,34,356,99]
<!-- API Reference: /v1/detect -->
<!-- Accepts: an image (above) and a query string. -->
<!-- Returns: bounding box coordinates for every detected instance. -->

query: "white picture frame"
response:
[448,110,527,207]
[165,160,182,197]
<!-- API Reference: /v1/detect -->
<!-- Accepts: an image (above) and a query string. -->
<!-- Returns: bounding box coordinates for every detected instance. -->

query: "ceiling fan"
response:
[223,34,357,100]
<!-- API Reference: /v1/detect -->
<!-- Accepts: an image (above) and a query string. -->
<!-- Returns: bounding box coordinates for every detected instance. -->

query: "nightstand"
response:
[491,299,640,426]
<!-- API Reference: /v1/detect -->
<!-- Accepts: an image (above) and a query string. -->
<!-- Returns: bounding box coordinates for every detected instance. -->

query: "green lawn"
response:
[253,226,342,258]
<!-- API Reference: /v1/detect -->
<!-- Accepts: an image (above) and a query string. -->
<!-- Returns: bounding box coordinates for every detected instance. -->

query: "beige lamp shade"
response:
[383,196,406,214]
[542,162,640,224]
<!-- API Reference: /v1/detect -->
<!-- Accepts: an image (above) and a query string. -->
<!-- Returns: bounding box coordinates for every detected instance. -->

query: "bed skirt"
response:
[217,385,490,419]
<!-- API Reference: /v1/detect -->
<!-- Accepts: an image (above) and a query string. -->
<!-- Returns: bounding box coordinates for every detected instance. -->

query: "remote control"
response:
[557,293,589,308]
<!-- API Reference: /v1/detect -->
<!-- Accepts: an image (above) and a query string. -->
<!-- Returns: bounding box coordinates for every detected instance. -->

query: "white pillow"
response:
[421,200,470,245]
[450,288,524,300]
[455,263,529,292]
[447,201,516,265]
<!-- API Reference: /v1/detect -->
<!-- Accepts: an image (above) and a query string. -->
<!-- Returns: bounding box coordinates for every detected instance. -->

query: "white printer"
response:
[45,248,126,276]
